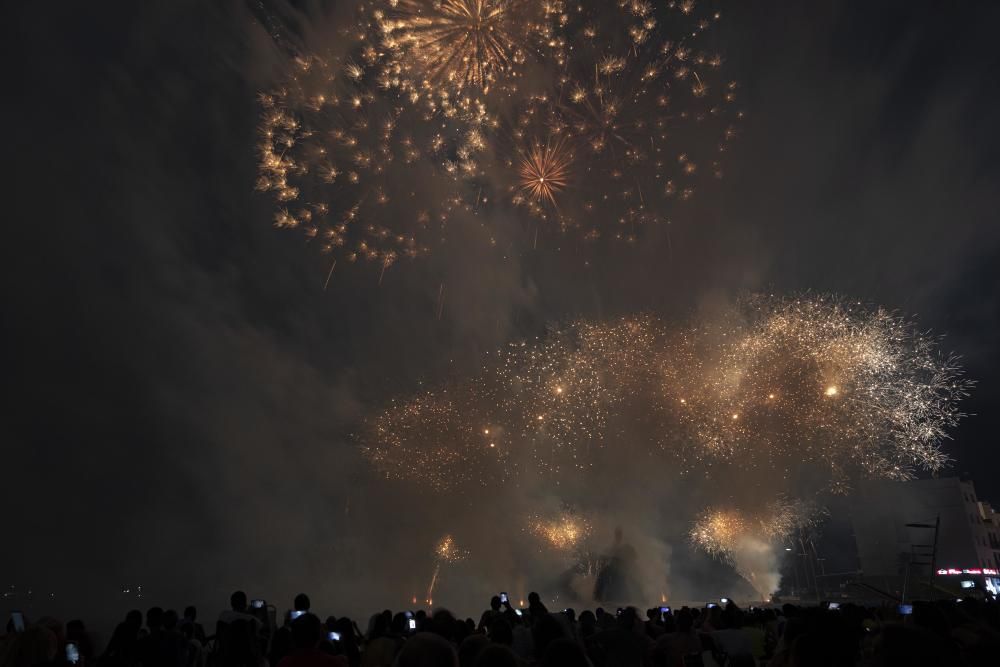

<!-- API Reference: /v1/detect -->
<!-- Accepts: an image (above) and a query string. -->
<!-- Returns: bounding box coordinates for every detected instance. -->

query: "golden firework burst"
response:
[517,136,572,207]
[381,0,536,94]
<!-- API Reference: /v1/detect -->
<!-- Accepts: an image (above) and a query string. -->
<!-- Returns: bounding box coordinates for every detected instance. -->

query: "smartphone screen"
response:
[828,602,840,610]
[290,610,306,620]
[251,599,265,609]
[660,606,671,614]
[328,631,341,642]
[66,643,80,665]
[514,609,523,617]
[11,612,25,633]
[706,603,718,609]
[720,598,729,604]
[408,619,416,631]
[499,592,508,604]
[898,604,913,615]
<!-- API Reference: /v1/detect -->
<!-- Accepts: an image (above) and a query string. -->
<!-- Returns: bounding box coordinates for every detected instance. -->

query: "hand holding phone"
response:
[499,592,509,604]
[66,643,80,665]
[408,619,416,631]
[251,599,265,610]
[328,631,341,642]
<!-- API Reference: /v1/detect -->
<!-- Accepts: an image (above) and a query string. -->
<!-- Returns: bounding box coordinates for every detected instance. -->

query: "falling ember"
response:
[425,563,440,604]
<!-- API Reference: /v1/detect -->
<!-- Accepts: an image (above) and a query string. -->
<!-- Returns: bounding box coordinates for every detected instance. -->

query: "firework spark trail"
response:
[424,533,466,603]
[359,295,969,495]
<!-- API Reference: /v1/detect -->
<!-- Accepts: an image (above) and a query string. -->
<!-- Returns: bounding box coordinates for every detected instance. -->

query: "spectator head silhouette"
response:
[230,591,248,612]
[291,613,323,650]
[617,607,641,633]
[147,607,164,631]
[294,593,311,612]
[489,596,501,612]
[395,632,458,667]
[675,609,694,633]
[184,606,197,621]
[528,592,541,606]
[163,609,179,631]
[126,610,143,627]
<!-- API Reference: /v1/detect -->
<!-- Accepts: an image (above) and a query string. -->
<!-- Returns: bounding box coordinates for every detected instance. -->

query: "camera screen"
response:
[251,600,265,609]
[898,604,913,615]
[290,610,306,620]
[408,619,416,630]
[66,643,80,665]
[328,631,341,642]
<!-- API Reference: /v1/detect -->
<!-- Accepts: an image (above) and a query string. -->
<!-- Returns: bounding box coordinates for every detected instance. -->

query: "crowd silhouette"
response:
[3,591,998,667]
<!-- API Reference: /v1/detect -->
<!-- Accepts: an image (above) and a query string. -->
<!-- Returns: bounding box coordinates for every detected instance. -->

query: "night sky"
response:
[5,0,1000,622]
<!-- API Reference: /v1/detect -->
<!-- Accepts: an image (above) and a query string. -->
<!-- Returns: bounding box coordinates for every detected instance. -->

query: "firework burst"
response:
[256,54,481,276]
[517,136,573,208]
[374,0,563,107]
[527,509,593,552]
[359,295,968,494]
[483,0,740,244]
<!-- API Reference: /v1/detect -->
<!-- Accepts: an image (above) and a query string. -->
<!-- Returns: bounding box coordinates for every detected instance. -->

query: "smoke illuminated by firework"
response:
[359,294,968,495]
[689,500,825,596]
[689,500,822,561]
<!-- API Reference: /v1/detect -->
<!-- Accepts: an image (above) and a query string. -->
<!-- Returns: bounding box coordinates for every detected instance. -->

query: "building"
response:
[848,476,999,599]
